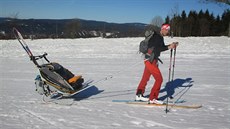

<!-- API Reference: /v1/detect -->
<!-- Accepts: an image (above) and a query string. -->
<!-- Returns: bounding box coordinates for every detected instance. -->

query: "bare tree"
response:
[151,16,164,27]
[168,4,180,36]
[9,12,19,19]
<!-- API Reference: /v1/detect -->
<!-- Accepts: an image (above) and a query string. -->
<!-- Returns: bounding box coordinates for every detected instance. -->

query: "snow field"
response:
[0,36,230,129]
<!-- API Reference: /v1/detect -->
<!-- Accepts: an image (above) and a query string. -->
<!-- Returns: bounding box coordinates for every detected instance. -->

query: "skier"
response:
[135,24,178,104]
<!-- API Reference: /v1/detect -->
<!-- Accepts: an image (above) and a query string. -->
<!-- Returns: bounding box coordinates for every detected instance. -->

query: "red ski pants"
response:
[136,60,163,100]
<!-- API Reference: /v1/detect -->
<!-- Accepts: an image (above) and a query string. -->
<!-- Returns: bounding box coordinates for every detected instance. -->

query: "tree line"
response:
[165,9,230,37]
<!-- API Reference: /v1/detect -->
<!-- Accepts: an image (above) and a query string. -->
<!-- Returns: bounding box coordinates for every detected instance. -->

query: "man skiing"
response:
[136,24,178,104]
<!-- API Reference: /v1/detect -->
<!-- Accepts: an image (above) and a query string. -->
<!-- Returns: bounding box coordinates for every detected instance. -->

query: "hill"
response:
[0,17,148,39]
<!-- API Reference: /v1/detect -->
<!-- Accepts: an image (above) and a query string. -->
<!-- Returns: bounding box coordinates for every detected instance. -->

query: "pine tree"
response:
[221,9,230,36]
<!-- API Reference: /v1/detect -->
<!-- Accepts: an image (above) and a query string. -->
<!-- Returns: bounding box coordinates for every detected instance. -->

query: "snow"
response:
[0,36,230,129]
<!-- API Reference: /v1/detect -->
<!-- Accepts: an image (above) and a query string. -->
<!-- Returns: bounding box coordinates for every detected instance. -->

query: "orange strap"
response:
[68,75,82,84]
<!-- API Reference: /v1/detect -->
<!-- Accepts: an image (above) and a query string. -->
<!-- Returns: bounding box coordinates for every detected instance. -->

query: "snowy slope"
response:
[0,37,230,129]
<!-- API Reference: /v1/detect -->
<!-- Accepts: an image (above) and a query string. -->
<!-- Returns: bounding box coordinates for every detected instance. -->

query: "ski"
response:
[126,101,202,109]
[112,100,201,109]
[59,79,94,97]
[42,79,93,103]
[112,99,186,104]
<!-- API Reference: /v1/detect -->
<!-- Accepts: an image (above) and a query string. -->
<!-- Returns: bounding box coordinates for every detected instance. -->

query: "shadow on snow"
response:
[71,85,104,101]
[158,77,194,101]
[70,78,194,101]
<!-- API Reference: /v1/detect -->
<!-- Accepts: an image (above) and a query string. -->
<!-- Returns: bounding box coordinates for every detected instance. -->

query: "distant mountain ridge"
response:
[0,17,148,39]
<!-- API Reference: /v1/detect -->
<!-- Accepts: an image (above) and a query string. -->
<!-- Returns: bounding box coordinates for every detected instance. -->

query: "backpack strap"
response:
[158,58,163,64]
[145,30,155,40]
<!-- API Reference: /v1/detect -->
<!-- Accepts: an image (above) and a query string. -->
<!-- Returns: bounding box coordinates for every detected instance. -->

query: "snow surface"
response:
[0,36,230,129]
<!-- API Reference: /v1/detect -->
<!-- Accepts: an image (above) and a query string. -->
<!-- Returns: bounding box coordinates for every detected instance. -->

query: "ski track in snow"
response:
[0,37,230,129]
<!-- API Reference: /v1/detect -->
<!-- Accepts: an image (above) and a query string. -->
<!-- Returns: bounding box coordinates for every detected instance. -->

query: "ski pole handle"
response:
[173,42,179,49]
[173,42,179,45]
[168,42,178,49]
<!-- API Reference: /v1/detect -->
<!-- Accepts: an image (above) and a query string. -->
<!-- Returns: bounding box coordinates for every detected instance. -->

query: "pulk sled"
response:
[13,28,85,100]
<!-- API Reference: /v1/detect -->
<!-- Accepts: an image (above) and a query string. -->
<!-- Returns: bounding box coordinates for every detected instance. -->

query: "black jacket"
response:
[146,32,169,62]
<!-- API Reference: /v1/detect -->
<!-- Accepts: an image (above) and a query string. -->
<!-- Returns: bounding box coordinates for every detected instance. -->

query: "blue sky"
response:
[0,0,229,24]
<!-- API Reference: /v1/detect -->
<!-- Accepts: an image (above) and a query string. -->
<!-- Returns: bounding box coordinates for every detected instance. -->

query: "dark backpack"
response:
[139,30,155,54]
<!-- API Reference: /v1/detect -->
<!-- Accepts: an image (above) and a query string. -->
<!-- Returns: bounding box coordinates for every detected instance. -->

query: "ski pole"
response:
[168,49,173,83]
[169,47,177,99]
[165,49,173,113]
[171,47,177,82]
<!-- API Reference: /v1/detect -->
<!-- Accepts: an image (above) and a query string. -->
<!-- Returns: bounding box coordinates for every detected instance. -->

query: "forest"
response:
[165,9,230,37]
